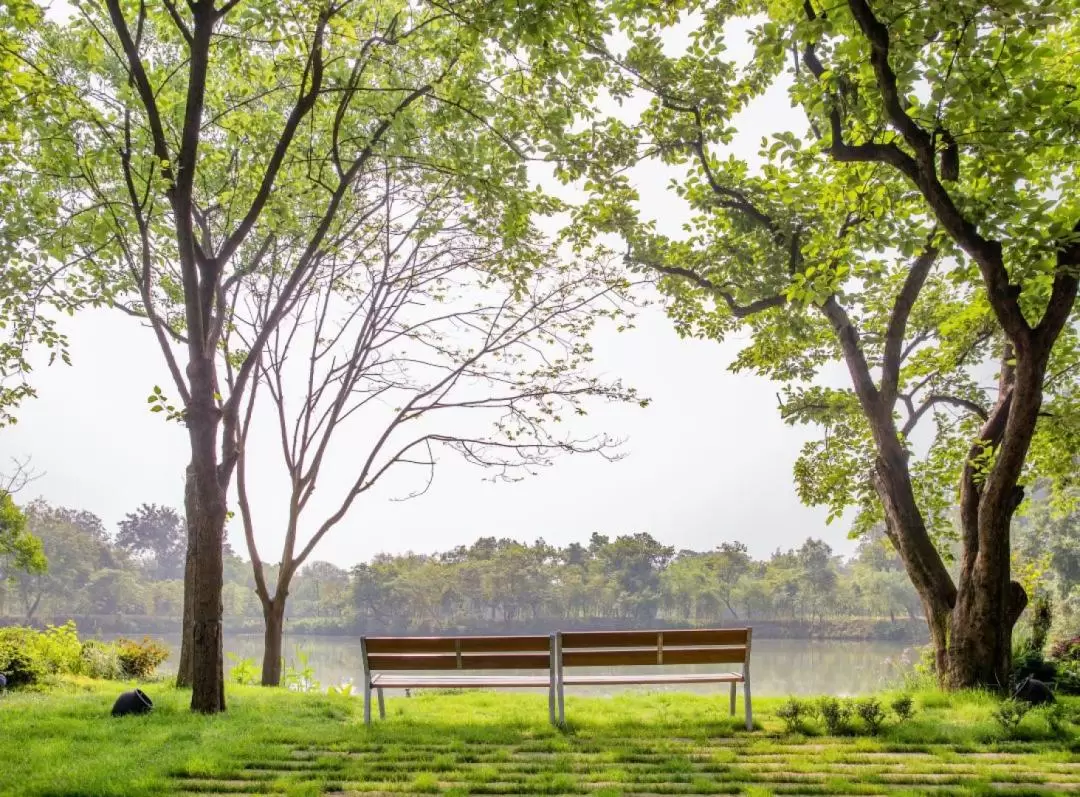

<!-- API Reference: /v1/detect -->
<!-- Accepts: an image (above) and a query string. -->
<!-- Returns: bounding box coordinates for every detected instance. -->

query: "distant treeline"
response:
[3,496,1078,641]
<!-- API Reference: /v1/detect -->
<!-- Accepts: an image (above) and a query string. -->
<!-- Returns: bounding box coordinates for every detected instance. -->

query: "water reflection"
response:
[157,634,917,696]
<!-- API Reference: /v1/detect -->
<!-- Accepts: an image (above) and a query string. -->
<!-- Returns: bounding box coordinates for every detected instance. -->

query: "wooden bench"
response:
[359,634,558,725]
[556,628,752,729]
[360,627,752,729]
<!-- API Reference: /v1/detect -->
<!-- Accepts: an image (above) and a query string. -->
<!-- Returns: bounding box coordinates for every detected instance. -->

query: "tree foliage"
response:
[562,0,1079,688]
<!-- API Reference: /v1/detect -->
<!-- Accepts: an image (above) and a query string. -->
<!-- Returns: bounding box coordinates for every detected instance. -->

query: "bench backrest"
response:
[362,634,553,671]
[557,628,751,669]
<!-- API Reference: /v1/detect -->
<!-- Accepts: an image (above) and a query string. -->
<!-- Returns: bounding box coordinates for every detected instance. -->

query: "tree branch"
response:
[880,245,937,408]
[641,260,787,318]
[901,393,989,437]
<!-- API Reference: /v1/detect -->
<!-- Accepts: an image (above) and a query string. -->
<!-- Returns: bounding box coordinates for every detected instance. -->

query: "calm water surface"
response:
[156,634,917,696]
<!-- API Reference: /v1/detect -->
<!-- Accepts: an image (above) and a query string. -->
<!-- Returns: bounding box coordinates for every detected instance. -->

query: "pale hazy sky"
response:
[1,14,855,566]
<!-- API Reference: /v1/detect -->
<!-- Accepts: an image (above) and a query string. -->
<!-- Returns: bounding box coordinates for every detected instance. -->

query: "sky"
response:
[0,12,857,567]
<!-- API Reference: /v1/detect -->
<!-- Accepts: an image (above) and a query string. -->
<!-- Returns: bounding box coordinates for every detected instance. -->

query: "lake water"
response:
[157,634,919,696]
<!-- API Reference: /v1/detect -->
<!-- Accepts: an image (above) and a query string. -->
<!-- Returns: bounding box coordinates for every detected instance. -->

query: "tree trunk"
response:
[261,594,286,687]
[187,361,227,714]
[176,462,197,689]
[871,441,959,684]
[947,468,1029,689]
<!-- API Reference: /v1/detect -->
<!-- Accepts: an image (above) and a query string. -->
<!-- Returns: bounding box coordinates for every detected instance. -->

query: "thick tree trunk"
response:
[260,595,286,687]
[187,360,227,714]
[872,444,957,680]
[176,463,197,688]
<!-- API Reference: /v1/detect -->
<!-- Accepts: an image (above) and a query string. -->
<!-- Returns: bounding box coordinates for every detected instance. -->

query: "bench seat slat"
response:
[561,672,744,685]
[370,673,552,688]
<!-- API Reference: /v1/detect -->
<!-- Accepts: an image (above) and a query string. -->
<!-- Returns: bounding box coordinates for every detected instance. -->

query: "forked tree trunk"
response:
[260,594,287,687]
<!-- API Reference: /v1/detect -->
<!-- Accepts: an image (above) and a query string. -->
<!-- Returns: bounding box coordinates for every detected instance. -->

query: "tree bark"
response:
[187,357,227,714]
[176,462,197,688]
[260,594,286,687]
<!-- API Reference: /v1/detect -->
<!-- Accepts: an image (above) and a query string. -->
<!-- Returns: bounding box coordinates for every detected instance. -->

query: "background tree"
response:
[3,0,606,710]
[230,161,638,684]
[567,0,1079,689]
[0,459,47,612]
[12,501,118,619]
[116,504,186,580]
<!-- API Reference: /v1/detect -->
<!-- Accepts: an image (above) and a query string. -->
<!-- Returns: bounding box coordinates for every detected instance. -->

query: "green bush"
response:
[0,627,46,687]
[816,697,853,735]
[891,694,915,722]
[776,697,808,733]
[0,623,85,687]
[993,698,1031,736]
[0,624,168,685]
[33,622,83,675]
[115,637,169,678]
[1057,660,1080,694]
[1043,703,1068,737]
[856,697,886,734]
[79,640,123,680]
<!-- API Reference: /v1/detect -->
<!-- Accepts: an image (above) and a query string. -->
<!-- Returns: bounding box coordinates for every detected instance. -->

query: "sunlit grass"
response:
[1,678,1078,796]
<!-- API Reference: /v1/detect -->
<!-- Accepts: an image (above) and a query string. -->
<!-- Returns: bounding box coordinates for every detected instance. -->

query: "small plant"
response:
[115,637,169,678]
[327,680,357,697]
[891,694,915,722]
[776,697,807,733]
[856,697,886,734]
[1043,702,1068,737]
[816,697,853,735]
[993,698,1031,736]
[283,645,320,693]
[227,653,260,686]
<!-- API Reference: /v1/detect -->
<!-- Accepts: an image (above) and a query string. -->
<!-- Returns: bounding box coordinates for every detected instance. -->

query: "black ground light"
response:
[111,688,153,717]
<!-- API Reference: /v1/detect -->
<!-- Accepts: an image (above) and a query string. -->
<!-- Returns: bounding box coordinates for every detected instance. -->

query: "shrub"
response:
[1043,703,1068,737]
[33,622,83,675]
[891,694,915,722]
[1056,660,1080,695]
[115,637,169,678]
[776,697,808,733]
[856,697,886,734]
[0,623,84,687]
[1049,635,1080,663]
[0,627,46,687]
[79,640,122,680]
[816,697,853,735]
[993,698,1031,735]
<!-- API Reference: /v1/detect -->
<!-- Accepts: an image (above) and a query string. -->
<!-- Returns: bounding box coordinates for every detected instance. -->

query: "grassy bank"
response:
[2,679,1078,796]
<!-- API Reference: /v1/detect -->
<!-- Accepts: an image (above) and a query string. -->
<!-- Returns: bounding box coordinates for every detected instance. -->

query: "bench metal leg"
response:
[729,682,736,716]
[744,680,753,731]
[548,681,556,726]
[556,679,565,726]
[377,687,386,720]
[363,680,372,726]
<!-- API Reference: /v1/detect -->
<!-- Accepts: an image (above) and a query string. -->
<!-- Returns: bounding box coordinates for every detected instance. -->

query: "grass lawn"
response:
[2,678,1079,796]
